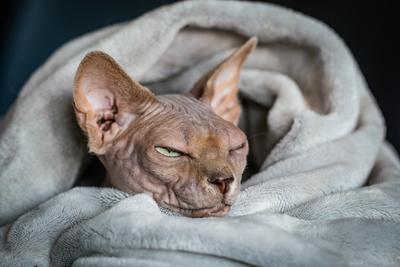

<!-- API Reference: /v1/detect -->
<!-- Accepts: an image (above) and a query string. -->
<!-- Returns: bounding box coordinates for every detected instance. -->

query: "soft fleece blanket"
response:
[1,1,399,266]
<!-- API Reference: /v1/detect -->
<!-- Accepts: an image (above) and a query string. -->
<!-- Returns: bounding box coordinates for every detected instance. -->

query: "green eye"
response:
[155,146,182,157]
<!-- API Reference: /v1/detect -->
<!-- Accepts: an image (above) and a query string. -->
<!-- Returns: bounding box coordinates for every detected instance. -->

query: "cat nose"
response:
[207,176,234,194]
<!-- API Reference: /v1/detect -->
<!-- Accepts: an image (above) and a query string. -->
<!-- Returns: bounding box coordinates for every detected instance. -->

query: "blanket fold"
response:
[0,1,399,266]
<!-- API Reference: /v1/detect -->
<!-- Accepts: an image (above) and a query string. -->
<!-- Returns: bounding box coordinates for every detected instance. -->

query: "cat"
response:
[73,37,257,217]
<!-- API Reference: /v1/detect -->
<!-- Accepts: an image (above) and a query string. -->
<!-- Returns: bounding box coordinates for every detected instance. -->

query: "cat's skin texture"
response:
[73,37,257,217]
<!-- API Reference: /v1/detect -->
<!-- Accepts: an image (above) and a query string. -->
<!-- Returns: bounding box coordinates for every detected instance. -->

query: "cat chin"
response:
[159,201,231,218]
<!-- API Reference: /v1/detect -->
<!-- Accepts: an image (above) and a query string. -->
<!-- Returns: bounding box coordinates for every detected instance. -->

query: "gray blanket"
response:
[1,1,399,266]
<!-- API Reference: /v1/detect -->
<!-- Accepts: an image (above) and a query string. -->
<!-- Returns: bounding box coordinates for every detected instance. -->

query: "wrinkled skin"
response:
[73,38,257,217]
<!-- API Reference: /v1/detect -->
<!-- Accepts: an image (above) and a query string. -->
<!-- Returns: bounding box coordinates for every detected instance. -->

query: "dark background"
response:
[0,0,399,152]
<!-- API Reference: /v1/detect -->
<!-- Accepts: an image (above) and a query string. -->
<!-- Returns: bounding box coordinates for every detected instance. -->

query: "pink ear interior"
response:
[189,37,257,125]
[73,51,156,153]
[85,88,115,111]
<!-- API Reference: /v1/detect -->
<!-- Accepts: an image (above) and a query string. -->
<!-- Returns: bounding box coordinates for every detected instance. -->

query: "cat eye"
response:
[155,146,182,157]
[230,142,247,153]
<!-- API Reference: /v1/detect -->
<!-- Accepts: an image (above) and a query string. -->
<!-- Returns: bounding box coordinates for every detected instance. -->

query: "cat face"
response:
[73,38,256,217]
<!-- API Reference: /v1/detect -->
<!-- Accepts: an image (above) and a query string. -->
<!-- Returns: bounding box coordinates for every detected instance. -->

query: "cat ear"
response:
[73,51,156,154]
[189,37,257,125]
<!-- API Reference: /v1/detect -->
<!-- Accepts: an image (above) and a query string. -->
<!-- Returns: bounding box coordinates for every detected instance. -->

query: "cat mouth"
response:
[160,202,231,217]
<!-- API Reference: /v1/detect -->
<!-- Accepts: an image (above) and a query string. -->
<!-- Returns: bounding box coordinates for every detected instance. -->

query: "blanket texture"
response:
[1,1,399,266]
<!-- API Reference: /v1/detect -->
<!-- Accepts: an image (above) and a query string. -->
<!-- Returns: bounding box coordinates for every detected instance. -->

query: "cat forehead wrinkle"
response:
[156,131,188,149]
[157,94,212,116]
[155,94,243,142]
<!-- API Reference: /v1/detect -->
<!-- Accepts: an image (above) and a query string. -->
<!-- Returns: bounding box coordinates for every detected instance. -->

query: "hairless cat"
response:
[73,37,257,217]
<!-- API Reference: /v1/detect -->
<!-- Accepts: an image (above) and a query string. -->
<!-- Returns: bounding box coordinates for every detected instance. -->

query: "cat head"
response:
[73,37,257,217]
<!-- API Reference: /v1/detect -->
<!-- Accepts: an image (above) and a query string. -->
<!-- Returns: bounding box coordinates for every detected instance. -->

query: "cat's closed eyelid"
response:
[229,142,247,153]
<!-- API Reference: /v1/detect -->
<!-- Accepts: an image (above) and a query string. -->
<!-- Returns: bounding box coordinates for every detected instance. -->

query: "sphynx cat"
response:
[73,37,257,217]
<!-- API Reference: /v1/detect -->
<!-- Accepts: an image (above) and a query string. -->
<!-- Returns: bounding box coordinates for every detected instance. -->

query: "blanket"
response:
[1,1,399,266]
